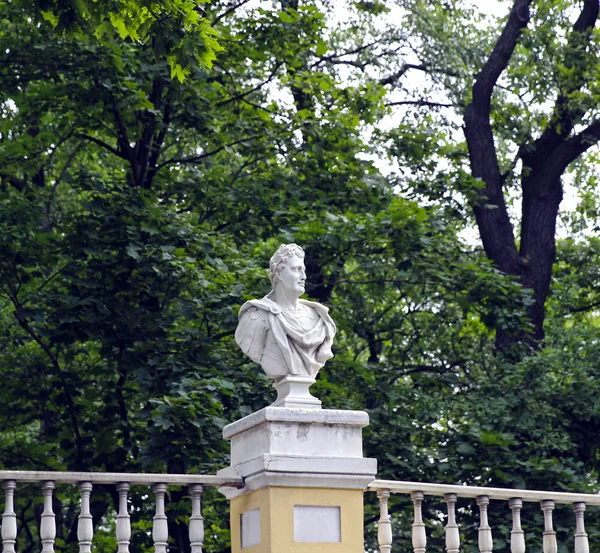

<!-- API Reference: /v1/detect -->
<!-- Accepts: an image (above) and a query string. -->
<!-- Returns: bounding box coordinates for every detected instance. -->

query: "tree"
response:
[464,0,600,348]
[383,0,600,349]
[0,1,415,551]
[4,1,600,552]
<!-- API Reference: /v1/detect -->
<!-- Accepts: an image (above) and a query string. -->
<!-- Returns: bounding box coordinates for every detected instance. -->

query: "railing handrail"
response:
[369,479,600,505]
[0,470,243,488]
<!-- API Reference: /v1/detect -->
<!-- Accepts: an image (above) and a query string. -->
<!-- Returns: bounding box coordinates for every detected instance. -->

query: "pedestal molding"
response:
[223,407,370,439]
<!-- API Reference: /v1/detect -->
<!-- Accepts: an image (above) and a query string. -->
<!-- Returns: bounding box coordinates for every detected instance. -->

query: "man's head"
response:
[269,244,306,293]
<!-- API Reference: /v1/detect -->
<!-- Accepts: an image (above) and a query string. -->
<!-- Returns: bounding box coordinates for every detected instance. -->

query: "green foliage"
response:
[30,0,222,76]
[3,1,600,552]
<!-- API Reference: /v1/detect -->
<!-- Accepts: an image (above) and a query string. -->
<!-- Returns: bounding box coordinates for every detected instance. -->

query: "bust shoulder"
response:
[242,305,267,321]
[235,304,271,364]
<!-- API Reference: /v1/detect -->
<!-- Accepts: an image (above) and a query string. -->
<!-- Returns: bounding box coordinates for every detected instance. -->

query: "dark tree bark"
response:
[463,0,600,350]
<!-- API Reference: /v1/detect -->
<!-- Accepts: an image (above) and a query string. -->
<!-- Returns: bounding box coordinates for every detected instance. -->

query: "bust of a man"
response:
[235,244,336,380]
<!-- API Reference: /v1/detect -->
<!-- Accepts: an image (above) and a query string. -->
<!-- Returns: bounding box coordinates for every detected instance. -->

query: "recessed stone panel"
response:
[240,508,260,549]
[293,505,341,543]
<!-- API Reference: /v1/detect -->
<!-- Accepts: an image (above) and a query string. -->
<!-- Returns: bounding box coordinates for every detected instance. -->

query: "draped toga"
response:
[235,295,336,379]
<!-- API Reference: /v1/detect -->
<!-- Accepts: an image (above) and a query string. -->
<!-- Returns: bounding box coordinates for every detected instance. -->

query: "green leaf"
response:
[279,10,295,23]
[41,10,59,27]
[315,41,327,56]
[109,14,129,40]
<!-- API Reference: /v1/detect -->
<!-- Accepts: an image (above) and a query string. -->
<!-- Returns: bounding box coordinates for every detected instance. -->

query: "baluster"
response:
[78,482,93,553]
[2,480,17,553]
[116,483,131,553]
[411,491,427,553]
[573,502,589,553]
[477,495,493,553]
[153,484,168,553]
[444,493,459,553]
[189,484,204,553]
[376,489,392,553]
[540,500,557,553]
[509,498,525,553]
[40,481,56,553]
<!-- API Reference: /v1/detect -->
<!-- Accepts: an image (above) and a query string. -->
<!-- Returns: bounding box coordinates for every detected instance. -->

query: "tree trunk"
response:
[519,172,563,339]
[462,0,600,353]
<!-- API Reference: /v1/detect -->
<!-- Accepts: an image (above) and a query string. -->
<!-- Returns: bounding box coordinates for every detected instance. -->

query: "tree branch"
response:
[78,134,123,158]
[156,135,260,168]
[544,118,600,180]
[216,61,284,107]
[0,173,27,191]
[311,40,381,69]
[534,0,600,149]
[146,92,173,185]
[241,98,275,113]
[13,313,84,463]
[470,0,533,108]
[42,142,83,232]
[463,0,533,276]
[570,299,600,314]
[386,99,455,108]
[111,100,133,162]
[211,0,253,26]
[379,63,428,86]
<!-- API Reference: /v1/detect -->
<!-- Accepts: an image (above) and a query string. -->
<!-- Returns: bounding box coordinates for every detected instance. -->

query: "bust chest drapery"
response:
[235,296,336,379]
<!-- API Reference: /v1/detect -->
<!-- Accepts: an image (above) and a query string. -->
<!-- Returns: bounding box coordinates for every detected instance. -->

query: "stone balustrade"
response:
[369,479,600,553]
[0,470,242,553]
[3,470,600,552]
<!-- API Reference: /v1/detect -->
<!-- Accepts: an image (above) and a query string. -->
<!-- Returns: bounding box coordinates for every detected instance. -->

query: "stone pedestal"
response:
[272,375,321,409]
[218,407,376,553]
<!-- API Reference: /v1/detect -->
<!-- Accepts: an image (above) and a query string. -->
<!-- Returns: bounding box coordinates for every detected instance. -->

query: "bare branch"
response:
[156,135,260,169]
[380,63,427,86]
[310,40,381,69]
[386,99,455,108]
[216,61,284,107]
[78,134,123,158]
[211,0,253,26]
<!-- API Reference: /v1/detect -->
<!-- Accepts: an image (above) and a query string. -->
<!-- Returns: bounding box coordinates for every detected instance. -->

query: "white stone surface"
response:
[240,508,261,549]
[224,407,369,464]
[217,406,377,499]
[219,468,377,499]
[293,505,341,543]
[234,245,336,408]
[272,375,321,409]
[228,454,377,477]
[223,406,369,438]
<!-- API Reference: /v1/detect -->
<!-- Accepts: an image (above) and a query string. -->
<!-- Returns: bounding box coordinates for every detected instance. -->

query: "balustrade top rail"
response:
[0,470,244,487]
[369,479,600,505]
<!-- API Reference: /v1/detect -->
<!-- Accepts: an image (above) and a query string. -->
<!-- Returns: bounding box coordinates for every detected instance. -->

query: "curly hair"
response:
[268,243,305,286]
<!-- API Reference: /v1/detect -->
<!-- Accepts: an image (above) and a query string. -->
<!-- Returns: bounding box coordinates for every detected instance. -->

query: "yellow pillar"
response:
[230,487,365,553]
[218,407,376,552]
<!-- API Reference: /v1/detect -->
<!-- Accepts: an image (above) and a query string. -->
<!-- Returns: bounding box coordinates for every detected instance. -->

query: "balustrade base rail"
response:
[0,470,243,553]
[368,479,599,553]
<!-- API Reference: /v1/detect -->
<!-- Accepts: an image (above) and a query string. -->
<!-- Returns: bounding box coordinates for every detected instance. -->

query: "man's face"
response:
[278,256,306,296]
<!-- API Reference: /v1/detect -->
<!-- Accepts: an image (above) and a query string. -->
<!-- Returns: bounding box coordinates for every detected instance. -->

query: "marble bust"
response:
[235,244,336,389]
